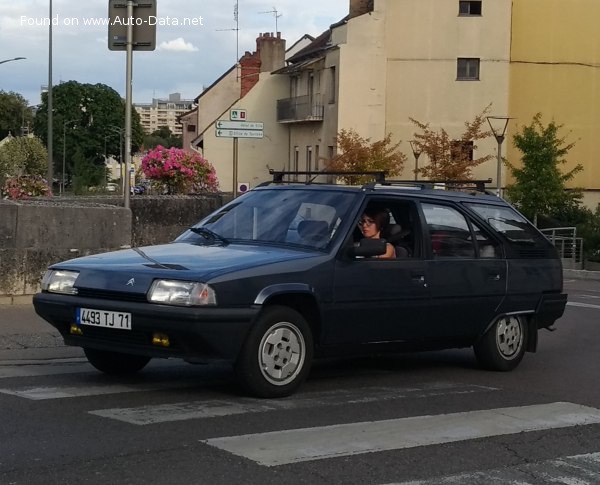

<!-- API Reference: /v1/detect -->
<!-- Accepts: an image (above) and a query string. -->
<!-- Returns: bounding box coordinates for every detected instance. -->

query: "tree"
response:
[0,136,47,187]
[33,81,144,183]
[325,129,406,184]
[142,127,183,150]
[409,106,493,180]
[505,113,583,225]
[0,91,33,139]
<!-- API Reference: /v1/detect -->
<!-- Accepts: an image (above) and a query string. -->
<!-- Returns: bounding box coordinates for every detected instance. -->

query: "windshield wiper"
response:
[190,227,229,245]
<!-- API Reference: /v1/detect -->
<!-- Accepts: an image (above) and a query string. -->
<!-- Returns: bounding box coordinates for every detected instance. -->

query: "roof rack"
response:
[258,171,493,194]
[373,178,493,194]
[261,170,387,185]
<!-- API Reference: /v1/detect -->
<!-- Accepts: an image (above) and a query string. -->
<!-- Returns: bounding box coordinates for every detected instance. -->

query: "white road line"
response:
[203,402,600,467]
[0,362,91,379]
[389,451,600,484]
[89,384,497,425]
[567,301,600,310]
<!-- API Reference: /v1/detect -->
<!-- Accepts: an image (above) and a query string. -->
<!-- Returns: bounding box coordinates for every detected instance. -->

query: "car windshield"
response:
[176,188,359,250]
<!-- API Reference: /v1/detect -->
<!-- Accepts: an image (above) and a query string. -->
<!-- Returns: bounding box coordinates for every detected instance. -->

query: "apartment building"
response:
[135,93,194,135]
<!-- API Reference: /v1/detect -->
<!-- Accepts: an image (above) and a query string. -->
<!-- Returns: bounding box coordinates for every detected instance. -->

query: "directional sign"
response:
[216,129,264,139]
[216,120,264,130]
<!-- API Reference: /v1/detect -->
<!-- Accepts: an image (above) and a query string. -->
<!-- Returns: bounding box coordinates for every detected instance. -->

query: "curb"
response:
[563,269,600,281]
[0,295,33,306]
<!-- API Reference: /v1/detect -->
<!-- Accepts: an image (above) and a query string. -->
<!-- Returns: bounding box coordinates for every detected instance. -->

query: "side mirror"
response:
[349,238,387,258]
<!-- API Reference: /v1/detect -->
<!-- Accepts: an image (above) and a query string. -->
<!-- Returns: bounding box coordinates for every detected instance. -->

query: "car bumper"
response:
[536,292,568,328]
[33,292,260,363]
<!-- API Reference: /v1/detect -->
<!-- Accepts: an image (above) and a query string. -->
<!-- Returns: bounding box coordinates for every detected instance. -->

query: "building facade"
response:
[135,93,194,135]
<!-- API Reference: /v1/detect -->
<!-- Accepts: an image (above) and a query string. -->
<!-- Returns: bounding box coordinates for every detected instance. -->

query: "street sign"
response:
[216,129,264,139]
[230,109,247,121]
[108,0,157,51]
[216,120,264,130]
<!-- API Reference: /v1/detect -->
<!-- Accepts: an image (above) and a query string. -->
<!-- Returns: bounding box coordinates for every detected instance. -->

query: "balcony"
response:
[277,94,324,123]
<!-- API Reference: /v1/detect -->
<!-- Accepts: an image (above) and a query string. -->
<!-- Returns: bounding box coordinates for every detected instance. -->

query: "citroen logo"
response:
[126,278,135,286]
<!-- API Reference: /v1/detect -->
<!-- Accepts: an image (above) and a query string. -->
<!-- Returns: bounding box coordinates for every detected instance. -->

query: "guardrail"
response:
[540,227,583,270]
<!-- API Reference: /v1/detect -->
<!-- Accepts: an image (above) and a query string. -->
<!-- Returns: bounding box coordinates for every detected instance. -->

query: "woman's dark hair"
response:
[363,206,390,232]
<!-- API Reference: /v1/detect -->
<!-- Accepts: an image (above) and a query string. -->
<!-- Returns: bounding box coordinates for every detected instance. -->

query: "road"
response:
[0,278,599,484]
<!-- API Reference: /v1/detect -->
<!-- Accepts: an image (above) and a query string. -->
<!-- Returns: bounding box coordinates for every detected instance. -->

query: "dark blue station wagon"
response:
[33,178,567,397]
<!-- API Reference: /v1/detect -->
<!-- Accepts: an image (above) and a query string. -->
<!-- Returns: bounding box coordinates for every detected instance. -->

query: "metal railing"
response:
[277,94,324,123]
[540,227,584,269]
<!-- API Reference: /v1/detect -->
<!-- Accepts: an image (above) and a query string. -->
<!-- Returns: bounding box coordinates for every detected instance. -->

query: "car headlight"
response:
[148,280,217,306]
[41,270,79,295]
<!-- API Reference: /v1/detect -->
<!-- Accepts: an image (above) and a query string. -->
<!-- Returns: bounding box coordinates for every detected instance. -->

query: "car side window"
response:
[422,203,475,258]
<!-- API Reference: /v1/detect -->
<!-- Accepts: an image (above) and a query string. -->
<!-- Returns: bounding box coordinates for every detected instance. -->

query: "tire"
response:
[235,306,313,398]
[474,315,527,371]
[84,348,151,375]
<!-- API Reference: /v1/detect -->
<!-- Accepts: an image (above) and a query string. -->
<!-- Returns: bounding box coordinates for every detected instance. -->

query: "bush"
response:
[141,146,219,194]
[2,175,52,199]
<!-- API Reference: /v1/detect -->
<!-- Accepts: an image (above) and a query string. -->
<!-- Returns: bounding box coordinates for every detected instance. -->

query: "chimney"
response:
[349,0,374,19]
[239,50,261,98]
[255,32,286,73]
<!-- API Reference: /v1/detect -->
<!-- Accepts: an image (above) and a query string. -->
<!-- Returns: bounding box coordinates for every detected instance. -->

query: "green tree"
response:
[505,113,583,225]
[142,126,183,150]
[0,136,47,186]
[409,105,493,180]
[0,91,33,139]
[33,81,144,182]
[325,129,406,184]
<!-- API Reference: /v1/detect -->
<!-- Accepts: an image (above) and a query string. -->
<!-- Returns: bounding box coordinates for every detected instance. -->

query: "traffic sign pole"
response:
[233,138,239,198]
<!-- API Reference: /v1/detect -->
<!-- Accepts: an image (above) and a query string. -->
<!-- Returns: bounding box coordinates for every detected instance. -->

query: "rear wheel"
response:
[235,306,313,398]
[474,315,526,371]
[84,348,151,375]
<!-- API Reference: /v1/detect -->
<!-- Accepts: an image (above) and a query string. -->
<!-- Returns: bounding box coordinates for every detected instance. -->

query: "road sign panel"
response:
[230,109,247,121]
[108,0,157,51]
[216,120,264,130]
[216,129,264,139]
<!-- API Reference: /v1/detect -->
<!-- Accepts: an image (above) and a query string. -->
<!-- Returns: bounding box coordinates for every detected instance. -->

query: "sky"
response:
[0,0,349,106]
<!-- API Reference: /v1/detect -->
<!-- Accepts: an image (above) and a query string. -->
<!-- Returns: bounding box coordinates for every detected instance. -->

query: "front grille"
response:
[76,288,148,303]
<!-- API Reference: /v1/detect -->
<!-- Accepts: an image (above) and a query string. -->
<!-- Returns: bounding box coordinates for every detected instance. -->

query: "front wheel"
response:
[235,306,313,398]
[84,348,151,375]
[474,315,527,371]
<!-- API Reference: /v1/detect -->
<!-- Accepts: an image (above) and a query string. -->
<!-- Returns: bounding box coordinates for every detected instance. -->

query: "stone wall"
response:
[0,194,230,302]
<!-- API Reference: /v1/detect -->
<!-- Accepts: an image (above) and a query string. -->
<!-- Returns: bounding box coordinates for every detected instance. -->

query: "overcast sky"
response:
[0,0,349,106]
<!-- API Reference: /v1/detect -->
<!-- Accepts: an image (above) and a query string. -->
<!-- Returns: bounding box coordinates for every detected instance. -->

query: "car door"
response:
[421,201,507,339]
[323,199,431,346]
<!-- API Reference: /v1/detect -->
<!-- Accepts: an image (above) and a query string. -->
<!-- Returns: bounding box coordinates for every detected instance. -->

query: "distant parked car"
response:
[131,185,145,195]
[106,183,118,193]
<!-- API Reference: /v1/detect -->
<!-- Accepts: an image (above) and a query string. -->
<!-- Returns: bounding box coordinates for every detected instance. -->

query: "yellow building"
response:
[509,0,600,207]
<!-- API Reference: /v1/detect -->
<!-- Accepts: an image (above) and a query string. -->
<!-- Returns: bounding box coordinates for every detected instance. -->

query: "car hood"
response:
[53,242,321,293]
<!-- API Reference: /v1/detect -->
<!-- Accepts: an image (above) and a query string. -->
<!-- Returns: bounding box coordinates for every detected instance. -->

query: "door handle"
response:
[487,274,501,281]
[411,274,427,287]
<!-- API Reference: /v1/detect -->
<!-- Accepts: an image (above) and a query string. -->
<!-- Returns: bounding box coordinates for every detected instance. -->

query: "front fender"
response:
[254,283,316,305]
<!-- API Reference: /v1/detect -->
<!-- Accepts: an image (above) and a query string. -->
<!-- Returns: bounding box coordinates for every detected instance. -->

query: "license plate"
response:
[76,307,132,330]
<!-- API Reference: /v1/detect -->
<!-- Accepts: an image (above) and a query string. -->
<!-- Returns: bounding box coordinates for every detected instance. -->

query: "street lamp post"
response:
[409,140,422,181]
[47,0,54,191]
[486,116,512,197]
[0,57,26,65]
[61,119,77,196]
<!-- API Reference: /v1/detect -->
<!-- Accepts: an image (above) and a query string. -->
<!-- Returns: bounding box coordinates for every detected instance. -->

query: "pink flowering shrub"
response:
[141,146,219,194]
[2,175,52,200]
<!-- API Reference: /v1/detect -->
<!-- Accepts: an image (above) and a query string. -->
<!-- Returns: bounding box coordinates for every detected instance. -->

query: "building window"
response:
[451,140,474,161]
[306,146,313,175]
[459,1,482,16]
[315,145,320,170]
[457,58,480,80]
[187,124,196,132]
[293,146,299,180]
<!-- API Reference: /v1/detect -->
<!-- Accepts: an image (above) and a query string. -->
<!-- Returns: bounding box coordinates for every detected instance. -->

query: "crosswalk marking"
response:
[390,451,600,484]
[567,301,600,310]
[88,383,497,425]
[204,402,600,467]
[0,361,91,379]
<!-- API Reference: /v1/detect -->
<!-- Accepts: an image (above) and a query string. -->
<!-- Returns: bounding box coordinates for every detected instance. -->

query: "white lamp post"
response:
[0,57,26,65]
[486,116,512,197]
